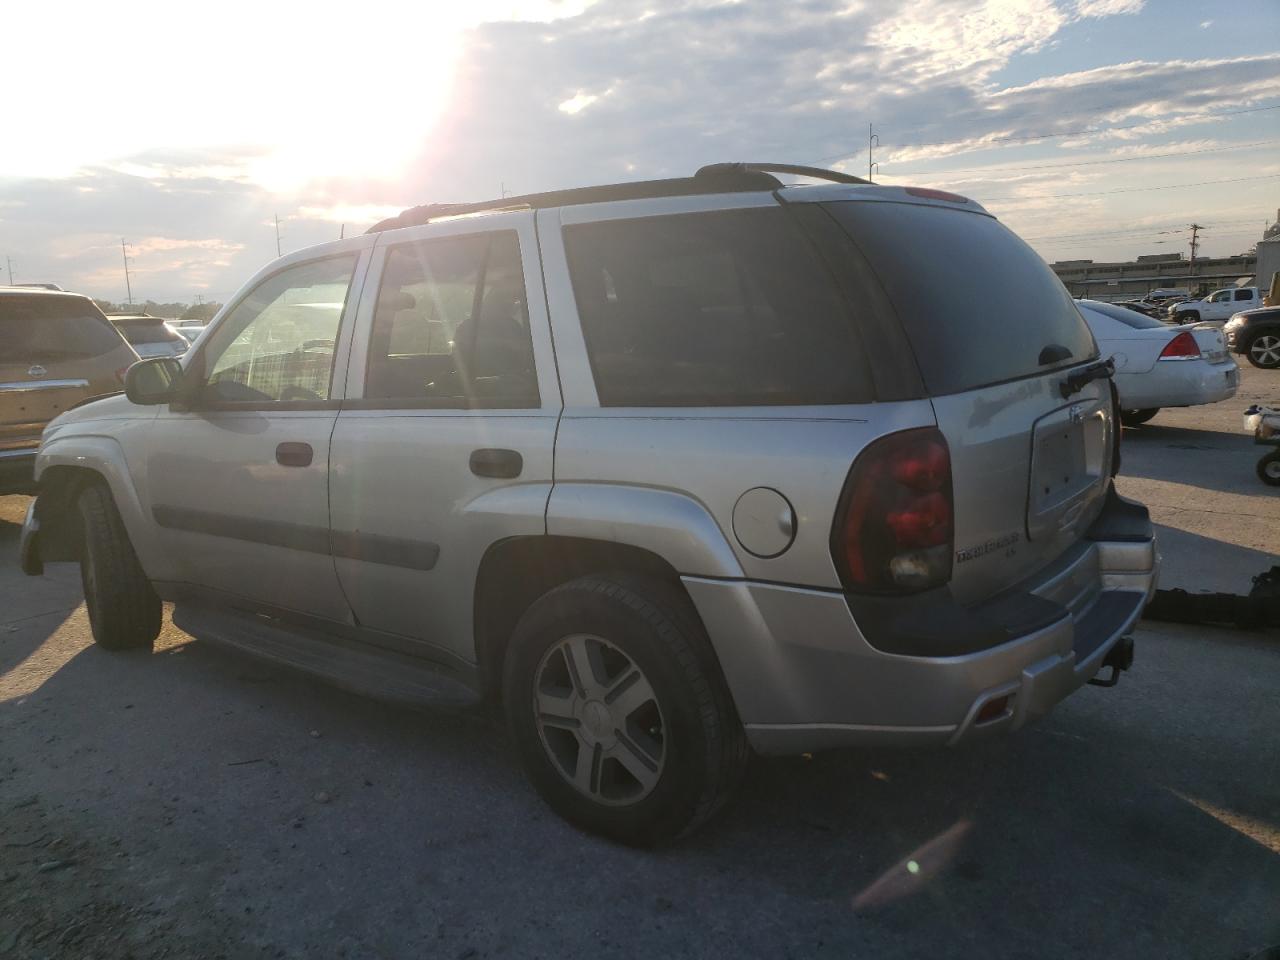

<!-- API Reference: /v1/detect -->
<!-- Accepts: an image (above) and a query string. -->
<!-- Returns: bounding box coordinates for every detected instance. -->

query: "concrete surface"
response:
[0,366,1277,959]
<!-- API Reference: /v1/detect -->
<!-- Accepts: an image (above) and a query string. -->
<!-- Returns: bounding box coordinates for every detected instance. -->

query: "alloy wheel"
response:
[533,634,666,806]
[1250,335,1280,367]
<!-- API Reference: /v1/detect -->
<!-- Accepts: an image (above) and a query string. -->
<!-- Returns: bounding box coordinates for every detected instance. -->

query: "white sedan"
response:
[1078,300,1238,427]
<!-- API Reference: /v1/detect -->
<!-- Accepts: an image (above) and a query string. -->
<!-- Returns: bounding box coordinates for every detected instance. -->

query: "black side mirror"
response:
[124,357,184,405]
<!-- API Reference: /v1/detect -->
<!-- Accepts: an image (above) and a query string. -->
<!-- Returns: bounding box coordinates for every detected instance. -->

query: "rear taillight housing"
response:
[831,428,954,594]
[1158,331,1200,361]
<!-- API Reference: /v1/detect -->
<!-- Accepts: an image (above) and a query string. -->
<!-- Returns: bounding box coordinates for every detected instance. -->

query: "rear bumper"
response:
[1115,361,1237,410]
[686,490,1158,756]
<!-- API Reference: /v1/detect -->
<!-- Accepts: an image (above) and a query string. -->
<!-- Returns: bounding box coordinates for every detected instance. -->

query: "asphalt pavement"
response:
[0,366,1277,960]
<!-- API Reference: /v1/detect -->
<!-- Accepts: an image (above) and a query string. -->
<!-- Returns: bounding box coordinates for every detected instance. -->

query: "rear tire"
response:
[1246,333,1280,369]
[502,574,748,846]
[78,484,161,651]
[1120,408,1159,427]
[1259,451,1280,487]
[1178,310,1200,323]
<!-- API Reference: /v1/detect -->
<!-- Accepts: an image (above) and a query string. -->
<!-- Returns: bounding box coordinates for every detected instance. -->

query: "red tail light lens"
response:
[1159,331,1200,360]
[832,428,954,594]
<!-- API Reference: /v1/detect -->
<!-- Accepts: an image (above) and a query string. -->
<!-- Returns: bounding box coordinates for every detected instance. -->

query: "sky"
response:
[0,0,1277,304]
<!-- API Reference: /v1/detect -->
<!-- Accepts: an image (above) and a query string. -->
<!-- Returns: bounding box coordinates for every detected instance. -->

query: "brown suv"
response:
[1,288,138,491]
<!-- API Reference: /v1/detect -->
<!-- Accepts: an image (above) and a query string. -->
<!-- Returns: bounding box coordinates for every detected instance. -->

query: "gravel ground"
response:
[1,365,1277,960]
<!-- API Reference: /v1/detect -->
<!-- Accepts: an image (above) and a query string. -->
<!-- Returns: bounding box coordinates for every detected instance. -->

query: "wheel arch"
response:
[473,535,718,706]
[34,436,166,576]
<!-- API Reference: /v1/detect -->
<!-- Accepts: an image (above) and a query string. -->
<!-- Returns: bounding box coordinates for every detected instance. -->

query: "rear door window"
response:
[1235,289,1254,301]
[563,207,873,406]
[824,201,1097,395]
[0,295,126,361]
[364,231,538,407]
[1081,300,1166,329]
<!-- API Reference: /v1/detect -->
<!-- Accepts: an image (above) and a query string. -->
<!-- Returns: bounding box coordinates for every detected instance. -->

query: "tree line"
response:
[92,299,223,321]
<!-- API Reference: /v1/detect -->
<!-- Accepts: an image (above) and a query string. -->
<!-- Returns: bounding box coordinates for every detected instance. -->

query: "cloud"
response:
[2,0,1277,298]
[1074,0,1143,16]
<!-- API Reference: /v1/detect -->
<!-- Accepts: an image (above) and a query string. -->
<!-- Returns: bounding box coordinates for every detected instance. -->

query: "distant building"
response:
[1051,251,1256,302]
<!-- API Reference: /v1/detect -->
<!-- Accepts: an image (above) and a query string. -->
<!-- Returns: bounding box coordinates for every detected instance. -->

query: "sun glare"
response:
[1,0,593,190]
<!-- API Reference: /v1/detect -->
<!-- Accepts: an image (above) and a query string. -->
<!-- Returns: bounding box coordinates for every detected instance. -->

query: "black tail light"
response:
[831,427,954,594]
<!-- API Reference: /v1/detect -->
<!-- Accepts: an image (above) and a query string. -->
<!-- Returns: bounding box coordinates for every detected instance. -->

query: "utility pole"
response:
[339,224,345,240]
[5,256,12,285]
[274,214,282,258]
[867,123,880,182]
[1188,223,1202,276]
[121,239,134,306]
[501,182,508,199]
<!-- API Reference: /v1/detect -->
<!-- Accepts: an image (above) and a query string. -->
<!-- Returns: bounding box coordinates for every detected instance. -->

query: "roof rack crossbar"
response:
[695,162,870,185]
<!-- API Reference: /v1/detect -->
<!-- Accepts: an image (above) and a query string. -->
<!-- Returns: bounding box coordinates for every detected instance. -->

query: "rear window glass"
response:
[0,295,126,361]
[825,201,1097,395]
[114,320,183,345]
[563,208,872,406]
[1081,300,1165,329]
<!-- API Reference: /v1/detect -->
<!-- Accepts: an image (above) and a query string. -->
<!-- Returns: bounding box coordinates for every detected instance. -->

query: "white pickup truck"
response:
[1168,286,1266,324]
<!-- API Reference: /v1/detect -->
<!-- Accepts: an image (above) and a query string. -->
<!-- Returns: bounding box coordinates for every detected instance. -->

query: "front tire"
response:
[78,484,161,651]
[1246,333,1280,369]
[1259,451,1280,487]
[503,575,747,846]
[1120,408,1159,427]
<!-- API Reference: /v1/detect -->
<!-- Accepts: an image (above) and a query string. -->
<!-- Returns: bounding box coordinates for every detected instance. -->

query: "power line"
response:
[975,173,1280,204]
[880,139,1278,177]
[1022,219,1263,242]
[811,102,1280,164]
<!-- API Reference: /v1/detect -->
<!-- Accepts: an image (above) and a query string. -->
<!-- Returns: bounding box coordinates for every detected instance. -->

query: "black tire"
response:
[503,574,748,846]
[1120,408,1159,427]
[1177,310,1200,323]
[1259,451,1280,487]
[1245,332,1280,369]
[78,483,161,651]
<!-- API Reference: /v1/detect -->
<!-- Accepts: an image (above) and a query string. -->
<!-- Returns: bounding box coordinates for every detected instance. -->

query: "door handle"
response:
[276,442,314,467]
[469,448,522,479]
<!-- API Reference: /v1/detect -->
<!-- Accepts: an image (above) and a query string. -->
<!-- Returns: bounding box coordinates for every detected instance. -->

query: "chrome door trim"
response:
[0,378,91,392]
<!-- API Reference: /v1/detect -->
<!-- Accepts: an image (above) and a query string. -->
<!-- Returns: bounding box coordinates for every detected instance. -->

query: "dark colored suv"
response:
[1223,306,1280,368]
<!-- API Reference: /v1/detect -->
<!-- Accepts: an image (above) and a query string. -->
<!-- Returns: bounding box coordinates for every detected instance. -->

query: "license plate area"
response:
[1027,399,1107,542]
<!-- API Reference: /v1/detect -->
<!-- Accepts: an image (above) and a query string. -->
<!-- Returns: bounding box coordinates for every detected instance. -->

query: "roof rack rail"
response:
[695,162,870,185]
[367,166,786,234]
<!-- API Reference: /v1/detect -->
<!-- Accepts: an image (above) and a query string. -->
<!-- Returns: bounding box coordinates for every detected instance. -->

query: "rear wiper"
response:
[1059,357,1115,399]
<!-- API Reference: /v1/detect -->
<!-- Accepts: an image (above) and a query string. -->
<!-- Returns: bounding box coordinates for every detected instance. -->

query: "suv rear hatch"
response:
[0,295,136,452]
[823,198,1111,605]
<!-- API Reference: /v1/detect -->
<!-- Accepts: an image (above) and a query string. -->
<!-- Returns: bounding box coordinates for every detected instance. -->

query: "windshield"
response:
[0,295,127,361]
[824,201,1097,395]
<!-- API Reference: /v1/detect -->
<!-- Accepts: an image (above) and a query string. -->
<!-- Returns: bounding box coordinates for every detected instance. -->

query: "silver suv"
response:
[20,164,1157,845]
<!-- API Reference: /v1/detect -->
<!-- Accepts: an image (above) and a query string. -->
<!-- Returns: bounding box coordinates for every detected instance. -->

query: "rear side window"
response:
[563,208,873,406]
[1235,289,1253,301]
[825,202,1097,395]
[1081,300,1166,329]
[0,295,126,361]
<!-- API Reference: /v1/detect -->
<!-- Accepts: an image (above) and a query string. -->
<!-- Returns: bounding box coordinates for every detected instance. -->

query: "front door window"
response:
[200,256,358,403]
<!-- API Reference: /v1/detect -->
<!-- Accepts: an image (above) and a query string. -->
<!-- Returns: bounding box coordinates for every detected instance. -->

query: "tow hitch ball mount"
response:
[1088,636,1134,688]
